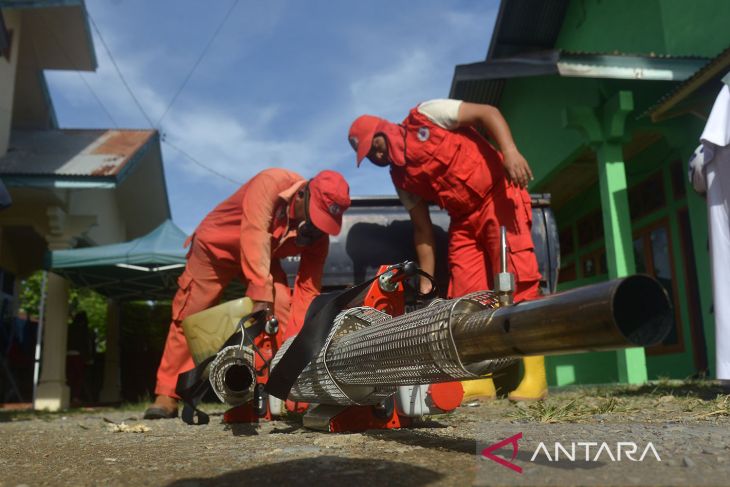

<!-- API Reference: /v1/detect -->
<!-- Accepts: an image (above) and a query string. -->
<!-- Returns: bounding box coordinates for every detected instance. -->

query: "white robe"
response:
[701,78,730,379]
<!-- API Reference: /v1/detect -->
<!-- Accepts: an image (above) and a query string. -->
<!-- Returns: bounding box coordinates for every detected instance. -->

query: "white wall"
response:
[117,142,171,238]
[69,188,126,245]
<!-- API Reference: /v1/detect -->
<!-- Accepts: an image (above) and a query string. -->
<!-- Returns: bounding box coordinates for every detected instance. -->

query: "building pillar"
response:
[33,272,70,411]
[99,299,121,403]
[33,206,95,410]
[565,90,647,384]
[596,141,644,383]
[595,142,636,277]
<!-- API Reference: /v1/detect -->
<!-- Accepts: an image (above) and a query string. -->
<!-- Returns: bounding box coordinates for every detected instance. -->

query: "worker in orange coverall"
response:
[348,99,545,402]
[144,168,351,419]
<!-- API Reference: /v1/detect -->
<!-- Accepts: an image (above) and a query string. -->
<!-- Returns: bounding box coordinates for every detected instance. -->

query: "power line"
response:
[38,8,243,187]
[87,13,156,129]
[163,139,242,186]
[84,11,243,187]
[155,0,239,126]
[73,74,119,128]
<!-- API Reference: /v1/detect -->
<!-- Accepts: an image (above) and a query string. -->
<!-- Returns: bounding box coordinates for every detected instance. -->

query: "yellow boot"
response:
[508,356,548,401]
[461,377,496,403]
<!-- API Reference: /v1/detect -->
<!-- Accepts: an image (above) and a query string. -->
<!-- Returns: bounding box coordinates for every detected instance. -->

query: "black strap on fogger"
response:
[265,261,436,400]
[264,278,375,400]
[175,309,268,425]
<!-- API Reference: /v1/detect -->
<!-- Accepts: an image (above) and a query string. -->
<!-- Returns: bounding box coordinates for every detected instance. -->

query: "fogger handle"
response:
[495,226,514,306]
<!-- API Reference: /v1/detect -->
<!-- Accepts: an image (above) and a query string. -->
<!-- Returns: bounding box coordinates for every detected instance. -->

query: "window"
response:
[558,226,574,257]
[633,221,683,354]
[576,210,603,246]
[580,249,607,278]
[558,262,576,282]
[628,172,665,220]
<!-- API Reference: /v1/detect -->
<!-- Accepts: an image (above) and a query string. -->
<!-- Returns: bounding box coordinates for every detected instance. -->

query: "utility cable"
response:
[87,13,156,128]
[86,11,243,186]
[163,139,242,186]
[41,9,242,187]
[155,0,239,126]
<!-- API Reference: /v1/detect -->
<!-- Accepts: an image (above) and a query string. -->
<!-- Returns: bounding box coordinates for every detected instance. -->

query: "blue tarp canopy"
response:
[47,220,189,301]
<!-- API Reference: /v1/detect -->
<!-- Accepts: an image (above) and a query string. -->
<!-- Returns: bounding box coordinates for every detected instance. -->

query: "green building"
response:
[450,0,730,385]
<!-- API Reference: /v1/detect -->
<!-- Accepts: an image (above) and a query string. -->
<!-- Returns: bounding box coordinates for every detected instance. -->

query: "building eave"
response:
[4,0,97,71]
[1,174,117,189]
[450,50,708,102]
[645,46,730,122]
[556,54,706,81]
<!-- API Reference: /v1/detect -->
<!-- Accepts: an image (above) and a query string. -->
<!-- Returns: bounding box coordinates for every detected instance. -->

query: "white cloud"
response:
[162,105,322,182]
[349,49,438,121]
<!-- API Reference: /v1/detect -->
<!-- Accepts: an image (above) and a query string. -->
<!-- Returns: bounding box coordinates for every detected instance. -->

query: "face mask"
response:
[375,122,407,167]
[296,220,324,247]
[368,156,391,167]
[295,184,325,247]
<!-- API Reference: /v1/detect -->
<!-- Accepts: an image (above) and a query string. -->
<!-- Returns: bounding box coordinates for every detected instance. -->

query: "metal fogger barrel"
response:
[271,274,671,406]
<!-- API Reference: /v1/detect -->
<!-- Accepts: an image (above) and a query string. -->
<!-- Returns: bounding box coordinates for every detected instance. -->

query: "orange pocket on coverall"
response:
[505,191,541,283]
[172,271,194,322]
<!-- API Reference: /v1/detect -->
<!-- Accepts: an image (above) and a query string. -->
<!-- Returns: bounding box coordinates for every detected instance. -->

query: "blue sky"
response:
[46,0,499,234]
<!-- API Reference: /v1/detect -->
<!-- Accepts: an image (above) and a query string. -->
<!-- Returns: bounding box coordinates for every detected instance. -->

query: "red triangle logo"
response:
[480,432,523,473]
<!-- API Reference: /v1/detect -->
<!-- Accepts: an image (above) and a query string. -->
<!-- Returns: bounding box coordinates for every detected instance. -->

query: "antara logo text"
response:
[480,433,661,473]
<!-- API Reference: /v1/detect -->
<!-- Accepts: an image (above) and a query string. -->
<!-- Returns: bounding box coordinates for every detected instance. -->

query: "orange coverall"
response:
[155,168,328,398]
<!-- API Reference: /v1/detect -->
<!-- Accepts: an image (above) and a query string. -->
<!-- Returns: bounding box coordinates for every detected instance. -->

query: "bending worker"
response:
[144,168,351,419]
[348,99,546,402]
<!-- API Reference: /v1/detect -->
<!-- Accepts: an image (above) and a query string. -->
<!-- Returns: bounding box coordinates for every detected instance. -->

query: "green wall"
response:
[557,0,666,55]
[556,0,730,57]
[500,75,679,189]
[659,1,730,56]
[500,76,597,184]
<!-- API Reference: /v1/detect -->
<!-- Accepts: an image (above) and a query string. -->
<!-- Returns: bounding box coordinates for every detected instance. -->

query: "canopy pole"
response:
[99,298,122,403]
[32,271,48,405]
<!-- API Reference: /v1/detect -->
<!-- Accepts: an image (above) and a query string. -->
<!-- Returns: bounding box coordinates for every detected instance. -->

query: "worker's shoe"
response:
[461,377,497,403]
[508,356,548,402]
[143,395,179,419]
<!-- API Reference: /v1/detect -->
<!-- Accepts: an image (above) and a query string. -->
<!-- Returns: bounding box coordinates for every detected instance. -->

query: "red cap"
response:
[308,170,351,236]
[348,115,383,167]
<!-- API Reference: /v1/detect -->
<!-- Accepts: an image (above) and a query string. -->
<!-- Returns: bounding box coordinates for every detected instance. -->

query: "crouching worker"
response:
[348,99,546,402]
[144,168,351,419]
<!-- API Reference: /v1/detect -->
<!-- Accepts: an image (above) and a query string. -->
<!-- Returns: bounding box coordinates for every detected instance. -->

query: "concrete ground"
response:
[1,380,729,487]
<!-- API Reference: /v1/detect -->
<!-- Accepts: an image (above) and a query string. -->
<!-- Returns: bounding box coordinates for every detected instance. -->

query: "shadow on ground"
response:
[365,427,475,455]
[165,456,443,486]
